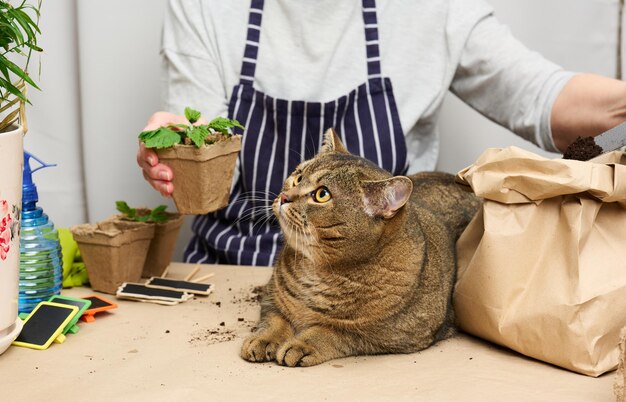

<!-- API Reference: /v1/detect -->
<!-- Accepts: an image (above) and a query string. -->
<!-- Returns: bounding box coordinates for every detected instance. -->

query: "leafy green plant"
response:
[0,0,42,131]
[139,107,244,149]
[115,201,169,223]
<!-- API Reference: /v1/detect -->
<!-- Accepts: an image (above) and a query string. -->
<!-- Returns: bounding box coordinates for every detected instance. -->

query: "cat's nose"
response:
[279,193,291,205]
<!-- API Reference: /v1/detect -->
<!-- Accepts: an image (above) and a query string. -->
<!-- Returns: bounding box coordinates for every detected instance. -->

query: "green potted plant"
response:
[0,0,42,355]
[114,201,183,278]
[138,107,243,215]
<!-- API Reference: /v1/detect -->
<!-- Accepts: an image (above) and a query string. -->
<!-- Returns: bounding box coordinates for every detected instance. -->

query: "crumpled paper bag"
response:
[615,328,626,401]
[454,146,626,377]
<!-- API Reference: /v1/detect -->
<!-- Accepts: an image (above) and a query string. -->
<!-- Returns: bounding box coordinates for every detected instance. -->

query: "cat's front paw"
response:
[240,335,280,363]
[276,338,325,367]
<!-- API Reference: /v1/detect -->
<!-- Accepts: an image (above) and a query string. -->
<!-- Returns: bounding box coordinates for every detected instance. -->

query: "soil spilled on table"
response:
[188,285,263,346]
[189,327,237,345]
[563,136,603,161]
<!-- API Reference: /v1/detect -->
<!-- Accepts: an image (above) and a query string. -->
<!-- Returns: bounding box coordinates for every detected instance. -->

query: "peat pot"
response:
[141,212,183,278]
[156,135,241,215]
[71,220,155,294]
[114,210,184,278]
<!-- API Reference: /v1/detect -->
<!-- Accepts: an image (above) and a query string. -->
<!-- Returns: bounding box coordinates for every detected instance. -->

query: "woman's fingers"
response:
[137,140,174,197]
[137,142,157,167]
[142,170,174,197]
[143,111,189,131]
[138,111,207,196]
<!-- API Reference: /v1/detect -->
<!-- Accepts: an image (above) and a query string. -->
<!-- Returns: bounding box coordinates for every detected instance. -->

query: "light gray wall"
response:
[76,0,169,219]
[437,0,620,174]
[25,0,623,261]
[25,0,192,258]
[24,0,85,225]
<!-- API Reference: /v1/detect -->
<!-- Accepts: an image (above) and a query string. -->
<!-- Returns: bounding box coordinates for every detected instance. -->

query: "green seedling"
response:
[116,201,168,223]
[138,107,244,149]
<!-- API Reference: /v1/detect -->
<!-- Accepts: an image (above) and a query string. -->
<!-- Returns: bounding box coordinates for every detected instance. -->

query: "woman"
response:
[137,0,626,266]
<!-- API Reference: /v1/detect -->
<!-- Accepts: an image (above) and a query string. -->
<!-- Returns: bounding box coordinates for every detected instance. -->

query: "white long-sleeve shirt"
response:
[160,0,573,174]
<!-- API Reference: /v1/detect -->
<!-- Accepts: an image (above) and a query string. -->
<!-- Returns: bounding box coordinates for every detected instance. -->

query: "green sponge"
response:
[58,228,89,287]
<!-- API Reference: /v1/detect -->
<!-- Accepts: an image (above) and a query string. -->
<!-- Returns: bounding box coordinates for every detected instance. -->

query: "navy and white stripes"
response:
[239,0,264,86]
[184,0,408,266]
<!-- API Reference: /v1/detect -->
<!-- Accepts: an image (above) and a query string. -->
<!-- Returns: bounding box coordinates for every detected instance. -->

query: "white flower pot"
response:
[0,125,24,355]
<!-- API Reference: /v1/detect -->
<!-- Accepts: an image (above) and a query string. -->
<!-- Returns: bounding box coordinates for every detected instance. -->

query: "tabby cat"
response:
[241,129,480,367]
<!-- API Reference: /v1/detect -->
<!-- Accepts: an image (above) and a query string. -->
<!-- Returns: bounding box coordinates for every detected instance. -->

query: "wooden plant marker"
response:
[80,295,118,323]
[183,264,201,281]
[13,302,79,350]
[116,282,193,305]
[146,264,215,295]
[144,277,213,296]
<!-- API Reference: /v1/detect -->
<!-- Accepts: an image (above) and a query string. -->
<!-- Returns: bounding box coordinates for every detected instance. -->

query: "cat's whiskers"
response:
[247,190,279,222]
[291,220,300,263]
[283,212,309,265]
[230,190,278,211]
[307,225,333,272]
[288,146,304,164]
[231,195,271,202]
[230,197,272,207]
[233,205,272,226]
[304,130,318,161]
[238,189,279,199]
[249,208,275,235]
[297,221,323,262]
[232,191,276,223]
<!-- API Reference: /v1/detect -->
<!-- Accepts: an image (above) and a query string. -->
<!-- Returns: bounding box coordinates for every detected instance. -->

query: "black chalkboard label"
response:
[83,296,113,309]
[50,297,89,310]
[146,277,213,293]
[15,303,77,346]
[118,283,189,300]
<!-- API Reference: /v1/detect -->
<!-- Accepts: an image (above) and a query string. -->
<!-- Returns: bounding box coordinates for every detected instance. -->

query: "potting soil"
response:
[562,136,603,161]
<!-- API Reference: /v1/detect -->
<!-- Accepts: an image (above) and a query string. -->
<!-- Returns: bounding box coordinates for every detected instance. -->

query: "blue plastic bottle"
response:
[18,151,63,314]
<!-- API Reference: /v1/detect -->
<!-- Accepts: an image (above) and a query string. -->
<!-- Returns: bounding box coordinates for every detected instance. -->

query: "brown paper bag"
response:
[454,146,626,377]
[615,328,626,401]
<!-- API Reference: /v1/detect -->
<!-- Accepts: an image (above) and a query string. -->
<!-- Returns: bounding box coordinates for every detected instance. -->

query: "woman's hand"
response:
[136,111,207,197]
[551,73,626,152]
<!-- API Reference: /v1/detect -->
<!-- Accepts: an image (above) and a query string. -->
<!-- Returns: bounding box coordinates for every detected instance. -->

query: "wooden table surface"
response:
[0,263,615,401]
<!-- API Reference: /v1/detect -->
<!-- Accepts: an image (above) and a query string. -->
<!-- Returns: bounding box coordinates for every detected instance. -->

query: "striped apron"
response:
[184,0,408,266]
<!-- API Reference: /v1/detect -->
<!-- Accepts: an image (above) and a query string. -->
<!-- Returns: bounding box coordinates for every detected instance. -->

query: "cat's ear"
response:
[361,176,413,219]
[320,128,349,154]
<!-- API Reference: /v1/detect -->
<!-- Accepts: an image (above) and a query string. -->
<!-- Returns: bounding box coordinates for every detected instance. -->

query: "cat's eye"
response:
[312,187,331,203]
[293,175,302,186]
